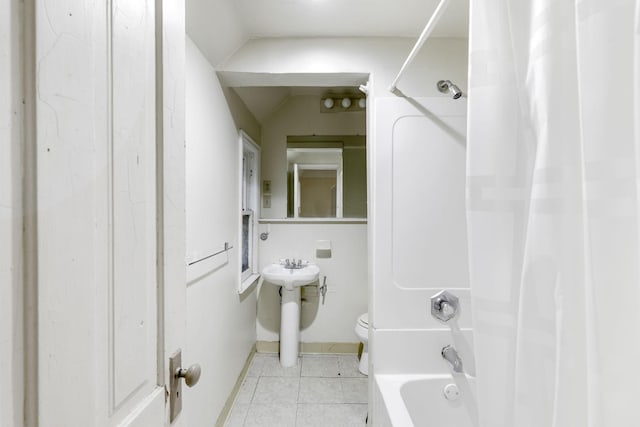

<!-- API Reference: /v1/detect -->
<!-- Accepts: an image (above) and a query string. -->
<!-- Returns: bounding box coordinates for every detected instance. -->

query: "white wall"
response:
[371,98,471,376]
[185,37,257,424]
[258,223,368,343]
[222,86,261,143]
[219,37,469,98]
[186,0,247,67]
[0,1,23,425]
[255,94,367,345]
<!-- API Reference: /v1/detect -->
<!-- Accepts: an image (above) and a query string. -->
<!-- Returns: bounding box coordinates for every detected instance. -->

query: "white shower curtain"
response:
[467,1,640,426]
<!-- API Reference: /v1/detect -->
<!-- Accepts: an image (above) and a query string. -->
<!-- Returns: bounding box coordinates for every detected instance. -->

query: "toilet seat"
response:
[357,313,368,328]
[355,313,369,375]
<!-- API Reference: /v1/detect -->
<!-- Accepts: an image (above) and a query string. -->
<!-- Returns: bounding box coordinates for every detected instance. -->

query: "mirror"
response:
[230,85,367,220]
[287,136,366,218]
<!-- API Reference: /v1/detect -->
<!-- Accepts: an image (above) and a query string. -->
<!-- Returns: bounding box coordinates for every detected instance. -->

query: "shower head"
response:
[437,80,463,99]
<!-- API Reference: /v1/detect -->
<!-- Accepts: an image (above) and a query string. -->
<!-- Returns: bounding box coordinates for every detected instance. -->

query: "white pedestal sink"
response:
[262,262,320,367]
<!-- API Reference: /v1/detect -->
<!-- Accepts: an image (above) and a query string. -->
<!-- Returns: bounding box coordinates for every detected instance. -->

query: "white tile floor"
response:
[224,353,368,427]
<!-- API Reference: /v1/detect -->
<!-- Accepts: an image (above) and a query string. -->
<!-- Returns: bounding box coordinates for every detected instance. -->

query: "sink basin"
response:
[261,262,321,367]
[262,263,320,290]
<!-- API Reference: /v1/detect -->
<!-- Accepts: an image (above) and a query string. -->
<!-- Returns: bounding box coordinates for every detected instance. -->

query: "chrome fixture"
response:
[443,383,461,401]
[281,258,306,270]
[389,0,452,92]
[437,80,463,99]
[441,345,463,373]
[187,242,233,266]
[430,290,459,323]
[260,223,270,241]
[318,276,328,305]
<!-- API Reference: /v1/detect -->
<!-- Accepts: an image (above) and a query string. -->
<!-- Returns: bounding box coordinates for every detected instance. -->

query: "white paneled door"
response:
[34,0,186,425]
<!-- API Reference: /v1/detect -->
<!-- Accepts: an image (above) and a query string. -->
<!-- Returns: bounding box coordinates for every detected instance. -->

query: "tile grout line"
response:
[227,354,367,426]
[295,356,303,425]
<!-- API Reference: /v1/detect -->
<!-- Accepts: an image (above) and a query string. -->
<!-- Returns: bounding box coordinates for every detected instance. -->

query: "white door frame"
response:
[293,163,343,218]
[1,1,27,425]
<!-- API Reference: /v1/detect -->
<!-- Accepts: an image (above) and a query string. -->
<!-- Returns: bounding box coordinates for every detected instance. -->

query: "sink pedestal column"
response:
[279,287,301,367]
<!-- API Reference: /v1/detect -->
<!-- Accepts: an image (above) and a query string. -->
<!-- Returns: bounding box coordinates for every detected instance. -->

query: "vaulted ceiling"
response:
[186,0,469,66]
[186,0,469,124]
[233,0,469,38]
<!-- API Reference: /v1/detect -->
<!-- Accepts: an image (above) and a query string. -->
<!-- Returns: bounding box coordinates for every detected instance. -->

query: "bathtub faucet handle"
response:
[430,290,459,323]
[440,301,455,318]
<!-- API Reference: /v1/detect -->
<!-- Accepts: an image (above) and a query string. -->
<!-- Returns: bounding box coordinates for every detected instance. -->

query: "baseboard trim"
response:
[256,341,360,355]
[215,343,257,427]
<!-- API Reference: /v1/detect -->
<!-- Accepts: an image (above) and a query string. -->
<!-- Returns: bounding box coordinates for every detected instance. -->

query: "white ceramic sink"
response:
[262,263,320,290]
[261,262,321,367]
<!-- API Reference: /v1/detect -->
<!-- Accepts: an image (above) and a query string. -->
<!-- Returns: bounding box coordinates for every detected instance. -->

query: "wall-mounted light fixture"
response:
[321,93,365,113]
[323,98,335,109]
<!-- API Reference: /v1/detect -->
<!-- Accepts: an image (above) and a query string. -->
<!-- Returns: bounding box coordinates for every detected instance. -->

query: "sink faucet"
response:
[441,345,463,373]
[282,258,304,269]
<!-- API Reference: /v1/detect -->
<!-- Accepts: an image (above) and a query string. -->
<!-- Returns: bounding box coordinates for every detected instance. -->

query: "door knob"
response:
[175,364,201,387]
[170,350,200,422]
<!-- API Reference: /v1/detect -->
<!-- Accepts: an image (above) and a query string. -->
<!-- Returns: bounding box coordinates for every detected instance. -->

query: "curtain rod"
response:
[389,0,452,93]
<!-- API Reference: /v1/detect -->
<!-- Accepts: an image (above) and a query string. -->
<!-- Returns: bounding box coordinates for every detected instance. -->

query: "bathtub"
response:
[375,374,478,427]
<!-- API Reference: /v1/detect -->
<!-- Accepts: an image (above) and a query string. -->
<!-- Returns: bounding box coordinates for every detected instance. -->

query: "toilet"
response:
[354,313,369,375]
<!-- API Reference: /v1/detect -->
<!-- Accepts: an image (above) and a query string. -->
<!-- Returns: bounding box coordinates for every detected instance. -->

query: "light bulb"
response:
[358,98,366,108]
[341,98,352,109]
[323,98,334,109]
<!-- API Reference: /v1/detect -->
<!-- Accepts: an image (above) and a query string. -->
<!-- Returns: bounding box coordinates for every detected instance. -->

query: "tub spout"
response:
[441,345,463,373]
